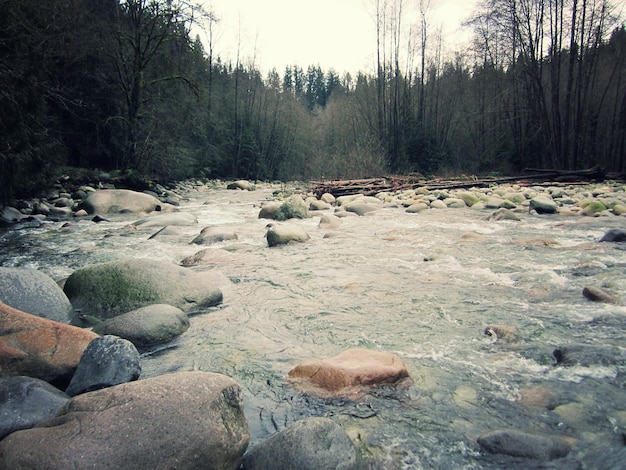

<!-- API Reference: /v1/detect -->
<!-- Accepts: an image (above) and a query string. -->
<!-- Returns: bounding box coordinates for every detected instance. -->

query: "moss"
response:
[582,201,607,216]
[64,263,160,319]
[459,192,480,207]
[274,195,309,221]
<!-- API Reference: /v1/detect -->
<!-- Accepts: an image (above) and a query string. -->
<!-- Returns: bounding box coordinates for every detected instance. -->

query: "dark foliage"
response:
[1,0,624,203]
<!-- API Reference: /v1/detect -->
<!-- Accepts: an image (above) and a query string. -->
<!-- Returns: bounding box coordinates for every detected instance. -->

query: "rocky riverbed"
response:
[1,178,626,468]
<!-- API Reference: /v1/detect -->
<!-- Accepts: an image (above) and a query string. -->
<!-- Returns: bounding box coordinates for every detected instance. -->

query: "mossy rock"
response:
[64,259,223,324]
[582,201,607,216]
[274,195,309,221]
[459,192,480,207]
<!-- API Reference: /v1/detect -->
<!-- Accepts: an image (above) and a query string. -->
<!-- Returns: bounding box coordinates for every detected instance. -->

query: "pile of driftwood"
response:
[310,166,613,198]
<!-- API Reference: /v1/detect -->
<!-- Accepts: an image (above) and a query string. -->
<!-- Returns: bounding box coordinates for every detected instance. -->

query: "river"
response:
[1,182,626,468]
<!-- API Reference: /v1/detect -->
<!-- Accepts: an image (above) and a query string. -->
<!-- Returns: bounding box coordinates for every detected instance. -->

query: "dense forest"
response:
[1,0,625,202]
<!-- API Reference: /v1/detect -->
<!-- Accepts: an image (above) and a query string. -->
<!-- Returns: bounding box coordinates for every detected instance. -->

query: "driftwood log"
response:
[310,165,614,198]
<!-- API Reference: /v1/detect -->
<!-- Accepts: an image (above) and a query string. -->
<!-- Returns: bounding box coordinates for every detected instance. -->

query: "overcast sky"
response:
[198,0,477,76]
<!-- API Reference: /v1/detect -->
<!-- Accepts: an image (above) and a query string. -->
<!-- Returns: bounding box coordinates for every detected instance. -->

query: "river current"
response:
[1,183,626,468]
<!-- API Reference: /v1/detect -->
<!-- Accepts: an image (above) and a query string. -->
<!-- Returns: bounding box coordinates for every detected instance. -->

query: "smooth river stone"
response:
[288,348,409,395]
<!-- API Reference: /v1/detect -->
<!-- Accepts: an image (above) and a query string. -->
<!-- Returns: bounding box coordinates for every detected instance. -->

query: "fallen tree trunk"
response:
[310,166,609,198]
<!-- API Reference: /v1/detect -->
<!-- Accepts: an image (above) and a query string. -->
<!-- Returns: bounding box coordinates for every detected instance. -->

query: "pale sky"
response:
[198,0,477,76]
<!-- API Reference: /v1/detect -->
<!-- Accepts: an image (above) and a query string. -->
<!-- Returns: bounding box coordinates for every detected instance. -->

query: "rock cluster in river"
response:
[1,177,626,468]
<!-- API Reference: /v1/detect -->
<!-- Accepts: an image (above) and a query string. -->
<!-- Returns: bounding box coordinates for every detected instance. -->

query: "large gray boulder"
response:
[65,335,141,397]
[0,267,74,323]
[92,304,190,349]
[0,372,250,470]
[241,417,363,470]
[64,259,223,324]
[0,376,70,440]
[81,189,161,214]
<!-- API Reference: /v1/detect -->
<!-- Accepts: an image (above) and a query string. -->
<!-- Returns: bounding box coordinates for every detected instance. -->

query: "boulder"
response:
[484,324,520,343]
[241,417,363,470]
[65,335,141,397]
[0,301,98,385]
[0,267,74,323]
[477,429,573,460]
[486,208,521,221]
[227,180,255,191]
[344,202,380,216]
[599,228,626,242]
[81,189,161,214]
[309,199,332,211]
[0,372,250,470]
[274,196,309,221]
[581,200,607,216]
[288,348,410,395]
[92,304,190,349]
[191,226,239,245]
[582,285,620,304]
[459,192,480,207]
[552,344,626,367]
[266,224,310,247]
[318,214,343,229]
[0,206,25,224]
[133,212,198,227]
[258,202,282,219]
[405,202,429,213]
[63,259,223,324]
[529,196,558,214]
[444,198,467,209]
[0,376,70,440]
[320,193,336,204]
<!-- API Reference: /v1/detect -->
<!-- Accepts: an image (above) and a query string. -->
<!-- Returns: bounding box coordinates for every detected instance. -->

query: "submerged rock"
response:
[582,285,620,304]
[0,267,74,323]
[0,372,250,470]
[92,304,190,349]
[133,212,198,227]
[0,376,70,439]
[552,344,626,367]
[64,259,223,323]
[599,228,626,242]
[288,348,410,396]
[191,226,239,245]
[241,417,363,470]
[477,428,573,460]
[484,324,520,343]
[0,301,98,385]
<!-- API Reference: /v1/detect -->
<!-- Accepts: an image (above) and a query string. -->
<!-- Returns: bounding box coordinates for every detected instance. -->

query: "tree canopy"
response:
[1,0,625,202]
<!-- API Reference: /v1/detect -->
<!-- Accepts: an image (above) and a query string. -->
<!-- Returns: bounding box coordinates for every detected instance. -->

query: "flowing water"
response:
[2,183,626,468]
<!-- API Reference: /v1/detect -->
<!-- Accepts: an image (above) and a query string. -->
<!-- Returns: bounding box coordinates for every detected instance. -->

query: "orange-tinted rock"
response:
[288,348,410,396]
[0,301,98,384]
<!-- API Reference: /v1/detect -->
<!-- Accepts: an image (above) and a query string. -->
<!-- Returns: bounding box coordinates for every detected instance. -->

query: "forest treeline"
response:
[1,0,625,202]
